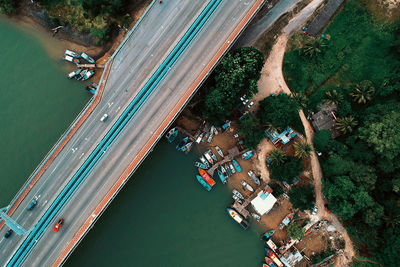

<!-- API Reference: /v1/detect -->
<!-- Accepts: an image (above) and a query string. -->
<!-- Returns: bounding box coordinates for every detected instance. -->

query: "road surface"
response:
[0,0,264,265]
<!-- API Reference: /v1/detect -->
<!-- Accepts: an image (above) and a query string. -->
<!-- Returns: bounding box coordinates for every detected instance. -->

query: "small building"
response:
[280,249,304,267]
[310,104,340,138]
[265,127,297,148]
[250,189,277,215]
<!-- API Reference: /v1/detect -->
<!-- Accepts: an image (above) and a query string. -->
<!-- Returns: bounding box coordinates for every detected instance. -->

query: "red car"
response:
[53,219,64,232]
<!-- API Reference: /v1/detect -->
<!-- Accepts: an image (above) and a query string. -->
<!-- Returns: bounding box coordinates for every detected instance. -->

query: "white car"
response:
[100,114,109,122]
[312,205,318,215]
[247,101,254,109]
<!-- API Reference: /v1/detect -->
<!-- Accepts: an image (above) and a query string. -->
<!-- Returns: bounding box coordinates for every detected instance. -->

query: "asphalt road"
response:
[0,0,260,265]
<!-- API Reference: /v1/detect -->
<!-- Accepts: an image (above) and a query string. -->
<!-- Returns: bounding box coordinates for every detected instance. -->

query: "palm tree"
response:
[292,92,308,109]
[302,38,326,59]
[268,149,286,165]
[323,89,343,106]
[335,116,358,134]
[294,140,313,159]
[350,80,375,104]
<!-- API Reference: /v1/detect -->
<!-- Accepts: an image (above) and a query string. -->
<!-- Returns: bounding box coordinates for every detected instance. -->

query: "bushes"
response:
[270,156,302,183]
[0,0,16,13]
[289,185,314,211]
[313,130,332,152]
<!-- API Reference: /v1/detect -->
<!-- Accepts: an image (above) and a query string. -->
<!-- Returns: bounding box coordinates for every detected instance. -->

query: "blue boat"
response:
[263,230,275,239]
[194,161,207,169]
[242,150,254,160]
[165,128,178,143]
[232,159,242,172]
[80,51,95,63]
[196,175,212,191]
[176,137,188,150]
[217,169,227,184]
[225,163,232,176]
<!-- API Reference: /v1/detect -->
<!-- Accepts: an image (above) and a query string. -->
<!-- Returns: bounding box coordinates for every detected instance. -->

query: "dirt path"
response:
[252,0,356,265]
[255,138,275,183]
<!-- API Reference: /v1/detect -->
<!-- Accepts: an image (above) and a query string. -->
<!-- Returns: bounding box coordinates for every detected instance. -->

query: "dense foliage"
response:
[287,223,305,240]
[203,47,264,123]
[258,93,303,132]
[0,0,16,13]
[37,0,134,41]
[283,0,400,263]
[289,185,314,211]
[270,156,302,183]
[238,113,264,149]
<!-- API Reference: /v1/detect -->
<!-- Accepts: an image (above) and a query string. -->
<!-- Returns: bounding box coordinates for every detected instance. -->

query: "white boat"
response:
[63,55,79,64]
[68,69,81,79]
[229,162,236,174]
[232,189,244,200]
[204,152,214,165]
[199,156,210,168]
[195,133,204,143]
[80,51,95,63]
[241,180,254,192]
[248,170,261,185]
[232,194,243,204]
[215,146,224,157]
[207,132,214,143]
[65,49,79,58]
[82,70,95,81]
[211,125,218,135]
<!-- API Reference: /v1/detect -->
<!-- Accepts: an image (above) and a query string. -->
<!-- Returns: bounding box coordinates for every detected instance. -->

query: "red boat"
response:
[198,168,216,186]
[265,248,283,267]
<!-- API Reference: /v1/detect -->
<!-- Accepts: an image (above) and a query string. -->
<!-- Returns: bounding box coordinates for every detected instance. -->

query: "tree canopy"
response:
[287,223,305,240]
[289,185,314,211]
[313,130,332,152]
[238,113,264,149]
[203,47,264,123]
[270,156,303,183]
[258,94,302,132]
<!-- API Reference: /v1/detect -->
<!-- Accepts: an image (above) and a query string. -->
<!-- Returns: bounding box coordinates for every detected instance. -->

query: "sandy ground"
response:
[250,0,356,265]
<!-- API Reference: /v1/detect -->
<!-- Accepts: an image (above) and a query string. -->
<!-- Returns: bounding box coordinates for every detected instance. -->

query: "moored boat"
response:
[248,170,261,185]
[80,51,95,63]
[207,133,213,143]
[202,132,209,142]
[208,150,217,162]
[165,128,178,143]
[264,257,276,267]
[232,189,244,200]
[215,146,224,157]
[199,156,210,169]
[242,150,254,160]
[65,49,79,58]
[265,248,283,267]
[68,69,81,79]
[198,168,216,187]
[241,180,254,192]
[204,152,214,165]
[220,165,228,178]
[176,137,188,150]
[81,70,95,81]
[196,175,212,191]
[181,142,193,153]
[232,194,243,204]
[225,164,232,176]
[232,159,242,172]
[263,264,270,267]
[217,169,227,184]
[263,230,276,239]
[229,162,236,174]
[195,133,203,143]
[194,161,206,169]
[77,69,87,80]
[227,208,248,229]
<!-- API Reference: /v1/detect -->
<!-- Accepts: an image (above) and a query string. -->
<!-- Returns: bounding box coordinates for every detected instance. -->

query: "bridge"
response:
[0,0,264,265]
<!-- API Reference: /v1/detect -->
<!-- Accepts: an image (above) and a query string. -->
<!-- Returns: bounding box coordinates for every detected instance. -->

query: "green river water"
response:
[0,18,263,266]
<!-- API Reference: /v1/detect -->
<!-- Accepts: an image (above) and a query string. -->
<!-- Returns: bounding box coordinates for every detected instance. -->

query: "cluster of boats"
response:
[165,128,193,153]
[63,49,95,81]
[263,247,284,267]
[195,126,218,144]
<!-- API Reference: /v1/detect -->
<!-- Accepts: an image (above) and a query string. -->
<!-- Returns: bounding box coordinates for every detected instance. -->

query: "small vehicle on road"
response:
[4,229,13,238]
[27,198,38,211]
[312,205,318,215]
[53,219,65,232]
[100,114,108,122]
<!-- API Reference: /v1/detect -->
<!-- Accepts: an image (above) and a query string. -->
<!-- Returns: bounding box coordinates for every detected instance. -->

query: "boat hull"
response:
[198,168,215,186]
[196,175,212,191]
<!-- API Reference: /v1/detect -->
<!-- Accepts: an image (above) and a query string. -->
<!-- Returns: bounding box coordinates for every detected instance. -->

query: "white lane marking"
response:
[79,153,85,159]
[115,106,121,113]
[107,102,114,108]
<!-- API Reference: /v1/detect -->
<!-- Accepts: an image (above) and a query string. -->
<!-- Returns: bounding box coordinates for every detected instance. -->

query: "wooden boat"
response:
[232,189,244,200]
[229,162,236,174]
[198,168,215,187]
[199,156,210,169]
[194,161,207,169]
[225,164,232,176]
[248,170,261,185]
[265,248,283,267]
[204,152,214,165]
[176,137,188,150]
[217,169,227,184]
[208,149,217,162]
[81,70,95,81]
[242,150,254,160]
[227,208,248,230]
[196,175,212,191]
[241,180,254,192]
[263,230,275,239]
[215,146,224,157]
[232,194,243,204]
[232,159,242,172]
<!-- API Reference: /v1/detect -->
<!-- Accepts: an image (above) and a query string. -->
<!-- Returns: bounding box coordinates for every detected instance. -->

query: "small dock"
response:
[76,64,105,69]
[207,147,249,175]
[174,126,198,142]
[231,183,272,219]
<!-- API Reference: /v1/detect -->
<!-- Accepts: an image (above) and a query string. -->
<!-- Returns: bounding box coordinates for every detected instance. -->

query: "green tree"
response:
[294,139,313,159]
[238,114,264,149]
[287,223,305,240]
[350,80,375,104]
[269,183,284,196]
[289,185,315,211]
[292,92,308,109]
[302,38,326,59]
[359,110,400,160]
[258,94,301,132]
[0,0,16,13]
[323,89,343,106]
[203,47,264,122]
[313,130,332,152]
[335,116,357,134]
[270,157,303,183]
[268,149,286,165]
